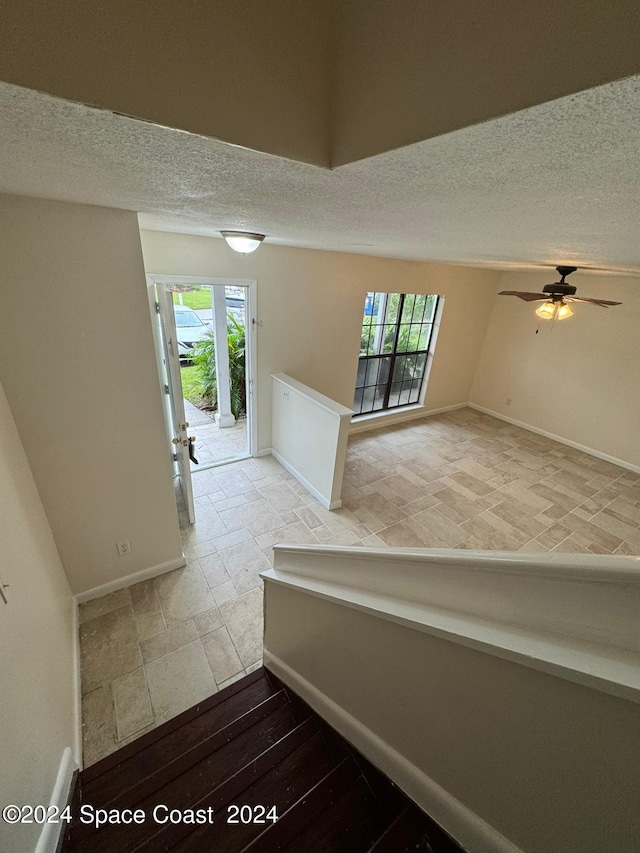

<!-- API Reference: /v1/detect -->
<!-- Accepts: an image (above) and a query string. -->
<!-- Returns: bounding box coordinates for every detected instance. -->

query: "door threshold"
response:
[192,452,251,473]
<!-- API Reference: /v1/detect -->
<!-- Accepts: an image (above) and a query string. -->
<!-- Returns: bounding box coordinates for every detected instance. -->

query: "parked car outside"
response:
[225,296,245,323]
[194,295,246,329]
[173,305,210,360]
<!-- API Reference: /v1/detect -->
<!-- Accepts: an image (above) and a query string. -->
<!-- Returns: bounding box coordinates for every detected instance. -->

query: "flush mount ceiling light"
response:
[499,266,622,320]
[220,231,265,254]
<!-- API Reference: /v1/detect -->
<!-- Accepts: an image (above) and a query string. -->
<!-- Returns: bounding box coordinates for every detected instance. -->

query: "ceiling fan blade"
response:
[498,291,548,302]
[566,297,623,307]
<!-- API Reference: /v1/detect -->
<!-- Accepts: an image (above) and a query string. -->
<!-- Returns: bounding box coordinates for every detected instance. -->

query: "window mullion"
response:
[382,355,393,410]
[382,294,404,409]
[391,294,404,353]
[373,293,387,355]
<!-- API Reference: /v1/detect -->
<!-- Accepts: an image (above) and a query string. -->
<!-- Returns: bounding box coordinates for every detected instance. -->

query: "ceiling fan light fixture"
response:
[220,231,265,254]
[535,301,557,320]
[535,299,574,321]
[556,301,574,320]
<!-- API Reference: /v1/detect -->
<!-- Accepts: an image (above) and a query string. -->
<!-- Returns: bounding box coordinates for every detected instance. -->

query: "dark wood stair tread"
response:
[63,667,465,853]
[83,669,277,802]
[85,689,289,820]
[74,703,307,853]
[240,758,360,852]
[168,731,347,852]
[278,772,387,852]
[368,804,459,852]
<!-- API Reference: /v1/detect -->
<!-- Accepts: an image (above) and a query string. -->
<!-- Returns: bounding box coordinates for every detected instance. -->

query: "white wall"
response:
[271,374,352,508]
[471,271,640,468]
[0,195,183,594]
[140,230,500,452]
[0,379,77,853]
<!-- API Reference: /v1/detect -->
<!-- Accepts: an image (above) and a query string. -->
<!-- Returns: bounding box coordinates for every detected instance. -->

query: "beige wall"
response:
[0,379,77,853]
[140,231,500,451]
[0,0,330,166]
[471,272,640,467]
[265,583,640,853]
[0,195,182,594]
[332,0,640,164]
[3,2,638,169]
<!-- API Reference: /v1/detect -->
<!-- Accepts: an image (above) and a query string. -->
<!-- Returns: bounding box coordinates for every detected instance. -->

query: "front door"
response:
[152,285,196,524]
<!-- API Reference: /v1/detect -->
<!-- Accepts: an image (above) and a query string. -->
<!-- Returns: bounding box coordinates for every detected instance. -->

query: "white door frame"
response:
[146,274,258,458]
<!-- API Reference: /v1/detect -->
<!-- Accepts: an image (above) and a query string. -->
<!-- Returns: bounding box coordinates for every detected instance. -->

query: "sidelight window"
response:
[353,292,439,416]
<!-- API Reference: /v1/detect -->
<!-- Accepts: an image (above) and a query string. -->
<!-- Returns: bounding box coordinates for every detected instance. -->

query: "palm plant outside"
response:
[188,314,247,418]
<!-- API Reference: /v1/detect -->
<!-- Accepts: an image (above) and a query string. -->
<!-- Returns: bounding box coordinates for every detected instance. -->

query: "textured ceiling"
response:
[1,76,640,272]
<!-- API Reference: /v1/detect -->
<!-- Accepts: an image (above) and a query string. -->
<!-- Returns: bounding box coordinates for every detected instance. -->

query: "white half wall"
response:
[271,373,352,508]
[0,195,183,594]
[263,545,640,853]
[139,230,501,452]
[470,271,640,468]
[0,379,78,853]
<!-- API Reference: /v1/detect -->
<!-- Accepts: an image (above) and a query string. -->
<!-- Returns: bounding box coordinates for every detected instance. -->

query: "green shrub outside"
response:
[188,314,246,418]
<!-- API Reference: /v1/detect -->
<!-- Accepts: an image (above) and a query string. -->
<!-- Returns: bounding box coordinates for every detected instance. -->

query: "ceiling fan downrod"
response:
[556,265,578,282]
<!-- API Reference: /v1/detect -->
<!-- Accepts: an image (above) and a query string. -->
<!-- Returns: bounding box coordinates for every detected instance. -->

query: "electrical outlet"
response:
[282,389,289,401]
[505,398,512,406]
[116,540,131,556]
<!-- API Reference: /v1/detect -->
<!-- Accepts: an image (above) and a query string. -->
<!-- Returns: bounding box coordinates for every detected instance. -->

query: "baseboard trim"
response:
[349,403,467,435]
[264,650,522,853]
[270,449,338,510]
[75,556,187,603]
[71,601,83,768]
[35,747,78,853]
[468,404,640,474]
[254,448,273,457]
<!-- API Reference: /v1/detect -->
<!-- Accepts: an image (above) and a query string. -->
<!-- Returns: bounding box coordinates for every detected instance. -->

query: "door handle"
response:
[188,436,199,465]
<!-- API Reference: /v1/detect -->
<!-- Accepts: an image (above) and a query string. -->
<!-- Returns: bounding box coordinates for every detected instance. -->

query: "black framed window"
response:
[353,292,439,416]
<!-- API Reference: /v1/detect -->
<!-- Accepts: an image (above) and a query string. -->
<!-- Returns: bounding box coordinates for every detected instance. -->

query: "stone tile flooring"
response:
[79,407,640,765]
[184,399,247,471]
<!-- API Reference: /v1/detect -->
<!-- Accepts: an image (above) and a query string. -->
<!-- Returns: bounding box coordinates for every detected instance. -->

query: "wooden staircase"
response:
[61,668,463,852]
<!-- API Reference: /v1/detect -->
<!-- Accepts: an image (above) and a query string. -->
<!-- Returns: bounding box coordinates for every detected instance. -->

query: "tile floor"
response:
[80,407,640,765]
[184,399,248,471]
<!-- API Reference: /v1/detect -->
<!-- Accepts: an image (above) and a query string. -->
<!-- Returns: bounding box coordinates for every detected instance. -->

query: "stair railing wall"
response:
[261,544,640,853]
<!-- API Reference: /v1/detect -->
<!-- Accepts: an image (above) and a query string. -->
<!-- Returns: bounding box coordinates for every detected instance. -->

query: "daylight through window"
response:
[353,292,439,416]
